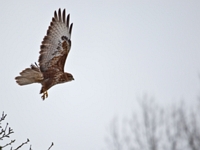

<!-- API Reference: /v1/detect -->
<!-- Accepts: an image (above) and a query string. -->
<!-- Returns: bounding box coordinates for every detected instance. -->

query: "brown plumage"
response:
[15,9,74,100]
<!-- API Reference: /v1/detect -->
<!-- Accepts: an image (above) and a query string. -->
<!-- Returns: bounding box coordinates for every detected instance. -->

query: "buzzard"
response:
[15,9,74,100]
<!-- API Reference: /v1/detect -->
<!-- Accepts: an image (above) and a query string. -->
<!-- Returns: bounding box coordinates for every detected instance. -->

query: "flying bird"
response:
[15,9,74,100]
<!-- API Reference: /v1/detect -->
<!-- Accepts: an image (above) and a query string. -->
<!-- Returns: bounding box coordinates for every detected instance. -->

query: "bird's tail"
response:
[15,63,43,85]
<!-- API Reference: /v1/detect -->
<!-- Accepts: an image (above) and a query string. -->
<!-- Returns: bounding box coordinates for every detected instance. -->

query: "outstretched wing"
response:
[39,8,73,72]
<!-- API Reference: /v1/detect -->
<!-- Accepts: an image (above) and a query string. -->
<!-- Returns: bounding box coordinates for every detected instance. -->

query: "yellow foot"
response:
[41,91,48,100]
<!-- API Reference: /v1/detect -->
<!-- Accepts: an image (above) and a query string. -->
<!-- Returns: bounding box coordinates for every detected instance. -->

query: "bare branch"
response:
[0,112,7,122]
[13,138,30,150]
[105,97,200,150]
[105,118,124,150]
[48,142,54,150]
[0,112,14,141]
[0,112,55,149]
[2,140,16,148]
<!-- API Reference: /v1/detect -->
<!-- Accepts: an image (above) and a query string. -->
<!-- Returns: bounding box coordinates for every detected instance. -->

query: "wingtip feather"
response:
[58,8,62,21]
[63,9,66,23]
[69,23,73,35]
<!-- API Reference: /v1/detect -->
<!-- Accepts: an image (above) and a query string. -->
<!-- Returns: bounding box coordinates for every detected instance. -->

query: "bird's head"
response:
[64,72,74,82]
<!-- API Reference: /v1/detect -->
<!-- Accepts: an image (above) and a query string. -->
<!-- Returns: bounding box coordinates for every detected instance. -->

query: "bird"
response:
[15,8,74,100]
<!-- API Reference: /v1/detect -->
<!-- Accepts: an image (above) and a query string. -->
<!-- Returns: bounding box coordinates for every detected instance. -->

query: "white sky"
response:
[0,0,200,149]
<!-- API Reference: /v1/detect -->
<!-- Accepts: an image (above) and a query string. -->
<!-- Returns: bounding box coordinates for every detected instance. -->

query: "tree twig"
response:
[48,142,54,150]
[2,139,15,148]
[0,112,7,122]
[13,139,30,150]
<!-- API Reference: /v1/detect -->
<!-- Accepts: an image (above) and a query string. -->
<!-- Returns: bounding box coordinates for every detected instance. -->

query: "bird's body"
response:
[15,9,74,100]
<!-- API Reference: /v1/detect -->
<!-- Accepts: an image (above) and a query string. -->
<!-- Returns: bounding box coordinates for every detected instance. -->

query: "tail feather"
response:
[15,64,43,85]
[15,76,37,85]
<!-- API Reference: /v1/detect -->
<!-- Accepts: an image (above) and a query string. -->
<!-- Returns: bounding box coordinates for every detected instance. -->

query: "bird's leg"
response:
[46,91,48,98]
[41,91,48,100]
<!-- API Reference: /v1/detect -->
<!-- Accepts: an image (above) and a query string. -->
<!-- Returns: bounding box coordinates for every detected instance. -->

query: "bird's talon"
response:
[41,91,48,100]
[41,94,45,100]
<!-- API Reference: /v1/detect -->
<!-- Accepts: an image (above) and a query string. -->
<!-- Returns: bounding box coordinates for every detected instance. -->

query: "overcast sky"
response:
[0,0,200,150]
